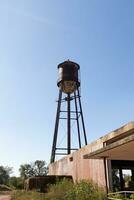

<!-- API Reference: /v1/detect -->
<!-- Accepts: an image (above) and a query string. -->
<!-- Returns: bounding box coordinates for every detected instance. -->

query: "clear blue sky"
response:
[0,0,134,176]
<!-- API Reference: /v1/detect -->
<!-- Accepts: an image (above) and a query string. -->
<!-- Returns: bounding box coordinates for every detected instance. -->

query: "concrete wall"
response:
[49,138,106,187]
[49,122,134,188]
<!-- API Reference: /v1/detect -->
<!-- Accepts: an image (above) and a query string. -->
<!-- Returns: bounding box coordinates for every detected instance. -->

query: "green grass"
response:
[11,190,46,200]
[11,179,107,200]
[108,193,134,200]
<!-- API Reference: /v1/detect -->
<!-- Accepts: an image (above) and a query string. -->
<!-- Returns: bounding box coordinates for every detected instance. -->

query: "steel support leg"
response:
[50,90,62,163]
[77,89,87,145]
[67,93,71,154]
[74,91,81,148]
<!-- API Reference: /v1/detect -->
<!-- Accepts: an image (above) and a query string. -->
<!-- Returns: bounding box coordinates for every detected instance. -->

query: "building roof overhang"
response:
[83,134,134,161]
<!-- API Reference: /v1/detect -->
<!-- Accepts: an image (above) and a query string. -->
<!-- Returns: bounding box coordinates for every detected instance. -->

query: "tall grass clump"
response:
[11,179,107,200]
[45,178,73,200]
[108,193,125,200]
[108,193,134,200]
[11,190,46,200]
[46,179,106,200]
[65,180,106,200]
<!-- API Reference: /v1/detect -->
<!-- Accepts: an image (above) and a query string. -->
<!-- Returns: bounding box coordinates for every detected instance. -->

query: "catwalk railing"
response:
[108,191,134,200]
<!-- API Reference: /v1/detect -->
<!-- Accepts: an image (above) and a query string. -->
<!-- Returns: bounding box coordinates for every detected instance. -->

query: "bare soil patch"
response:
[0,195,11,200]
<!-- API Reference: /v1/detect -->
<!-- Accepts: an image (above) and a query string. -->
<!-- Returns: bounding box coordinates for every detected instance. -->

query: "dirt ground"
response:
[0,195,11,200]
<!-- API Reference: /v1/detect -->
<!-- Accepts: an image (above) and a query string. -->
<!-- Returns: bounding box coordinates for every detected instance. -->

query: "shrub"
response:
[130,194,134,200]
[11,179,107,200]
[45,178,73,200]
[109,193,125,199]
[8,177,24,189]
[108,193,134,200]
[65,180,106,200]
[45,179,106,200]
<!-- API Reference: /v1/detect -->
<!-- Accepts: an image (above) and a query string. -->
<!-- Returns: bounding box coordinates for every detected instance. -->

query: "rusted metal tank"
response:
[57,60,80,93]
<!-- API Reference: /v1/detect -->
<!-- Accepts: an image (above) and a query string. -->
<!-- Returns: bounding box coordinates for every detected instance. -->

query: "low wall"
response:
[49,122,134,189]
[49,139,106,187]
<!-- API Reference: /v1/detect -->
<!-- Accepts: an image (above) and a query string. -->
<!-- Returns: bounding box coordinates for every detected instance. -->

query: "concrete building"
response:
[49,121,134,192]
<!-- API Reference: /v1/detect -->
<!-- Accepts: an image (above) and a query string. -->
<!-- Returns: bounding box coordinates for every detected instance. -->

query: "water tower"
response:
[50,60,87,163]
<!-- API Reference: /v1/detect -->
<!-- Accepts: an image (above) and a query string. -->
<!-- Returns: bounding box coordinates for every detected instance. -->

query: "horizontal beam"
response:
[83,134,134,160]
[56,148,78,150]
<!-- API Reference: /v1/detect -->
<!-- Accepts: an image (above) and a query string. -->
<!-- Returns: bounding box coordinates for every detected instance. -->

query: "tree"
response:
[8,177,23,189]
[19,164,35,179]
[19,160,48,179]
[33,160,48,176]
[0,166,13,185]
